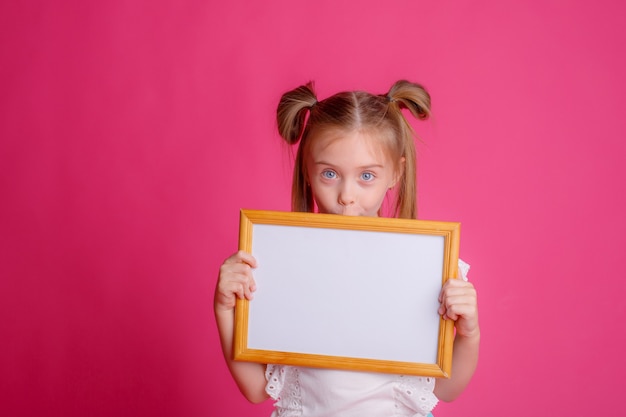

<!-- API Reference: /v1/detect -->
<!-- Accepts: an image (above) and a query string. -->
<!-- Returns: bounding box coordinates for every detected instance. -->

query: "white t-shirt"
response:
[265,365,438,417]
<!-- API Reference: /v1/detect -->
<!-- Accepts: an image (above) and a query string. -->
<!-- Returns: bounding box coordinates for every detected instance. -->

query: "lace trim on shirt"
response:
[393,374,438,416]
[265,365,302,417]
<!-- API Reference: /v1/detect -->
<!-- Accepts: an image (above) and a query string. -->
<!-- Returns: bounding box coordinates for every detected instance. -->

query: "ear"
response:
[390,156,406,188]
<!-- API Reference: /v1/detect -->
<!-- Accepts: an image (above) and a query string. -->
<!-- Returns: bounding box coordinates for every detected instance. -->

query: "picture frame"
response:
[233,209,460,377]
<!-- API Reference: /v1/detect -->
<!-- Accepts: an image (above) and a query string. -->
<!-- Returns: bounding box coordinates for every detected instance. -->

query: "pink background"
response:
[1,1,625,416]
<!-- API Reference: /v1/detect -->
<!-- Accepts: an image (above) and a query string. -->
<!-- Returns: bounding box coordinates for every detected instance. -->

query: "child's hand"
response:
[438,277,479,339]
[214,250,258,313]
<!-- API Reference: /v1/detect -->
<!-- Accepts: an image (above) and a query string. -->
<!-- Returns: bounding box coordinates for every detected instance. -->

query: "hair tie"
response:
[386,95,395,103]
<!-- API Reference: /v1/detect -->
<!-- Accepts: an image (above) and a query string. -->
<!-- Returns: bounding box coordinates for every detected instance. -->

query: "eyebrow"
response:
[313,160,385,170]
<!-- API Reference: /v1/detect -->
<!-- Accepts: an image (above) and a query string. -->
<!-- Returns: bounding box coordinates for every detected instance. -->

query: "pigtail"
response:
[277,82,318,145]
[385,80,432,219]
[386,80,431,120]
[276,82,318,212]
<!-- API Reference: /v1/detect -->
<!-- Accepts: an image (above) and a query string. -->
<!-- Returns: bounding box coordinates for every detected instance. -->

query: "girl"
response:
[215,80,480,416]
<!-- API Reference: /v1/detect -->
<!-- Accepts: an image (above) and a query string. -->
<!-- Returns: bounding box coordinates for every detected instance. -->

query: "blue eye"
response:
[322,170,337,179]
[361,172,374,181]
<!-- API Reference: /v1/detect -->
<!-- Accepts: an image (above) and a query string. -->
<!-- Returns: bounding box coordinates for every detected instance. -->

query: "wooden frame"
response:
[234,209,460,377]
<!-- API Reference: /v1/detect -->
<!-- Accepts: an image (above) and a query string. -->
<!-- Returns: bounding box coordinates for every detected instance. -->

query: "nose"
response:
[338,182,355,206]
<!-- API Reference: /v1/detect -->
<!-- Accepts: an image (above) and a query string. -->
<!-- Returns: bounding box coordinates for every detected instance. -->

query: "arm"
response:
[433,277,480,402]
[214,250,269,403]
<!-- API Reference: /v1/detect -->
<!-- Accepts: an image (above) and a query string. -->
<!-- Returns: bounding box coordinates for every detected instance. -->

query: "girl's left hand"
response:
[438,278,479,338]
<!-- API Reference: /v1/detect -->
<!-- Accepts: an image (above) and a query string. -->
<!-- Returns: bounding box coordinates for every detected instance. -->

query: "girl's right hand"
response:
[214,250,258,313]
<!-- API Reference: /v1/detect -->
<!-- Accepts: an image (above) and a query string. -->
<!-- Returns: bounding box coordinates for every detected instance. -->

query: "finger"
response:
[216,277,256,307]
[224,250,258,269]
[232,282,247,300]
[439,289,477,320]
[440,280,476,300]
[439,276,465,294]
[441,292,477,310]
[443,278,473,290]
[441,297,478,322]
[442,300,474,319]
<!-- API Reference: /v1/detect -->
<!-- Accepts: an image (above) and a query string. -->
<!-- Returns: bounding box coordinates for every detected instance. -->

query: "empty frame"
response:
[233,209,460,377]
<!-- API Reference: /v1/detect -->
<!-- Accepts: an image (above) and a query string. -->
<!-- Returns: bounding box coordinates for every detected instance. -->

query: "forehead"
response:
[308,128,392,161]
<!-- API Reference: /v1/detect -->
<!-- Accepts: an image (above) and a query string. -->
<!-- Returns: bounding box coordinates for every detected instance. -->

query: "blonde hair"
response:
[276,80,431,219]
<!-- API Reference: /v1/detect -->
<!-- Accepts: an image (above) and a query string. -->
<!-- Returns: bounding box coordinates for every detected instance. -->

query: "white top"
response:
[265,365,438,417]
[263,260,470,416]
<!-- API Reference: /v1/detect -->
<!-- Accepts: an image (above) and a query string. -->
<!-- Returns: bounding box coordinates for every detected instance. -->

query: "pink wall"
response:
[1,1,625,416]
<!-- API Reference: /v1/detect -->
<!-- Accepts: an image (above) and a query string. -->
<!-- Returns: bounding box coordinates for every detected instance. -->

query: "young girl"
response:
[215,80,480,416]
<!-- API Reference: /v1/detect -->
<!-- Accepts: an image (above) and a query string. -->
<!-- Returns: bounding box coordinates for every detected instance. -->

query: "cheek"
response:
[370,186,391,206]
[373,191,388,206]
